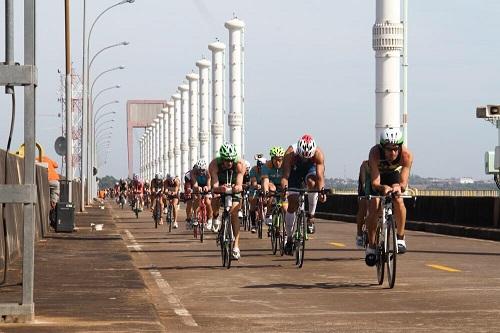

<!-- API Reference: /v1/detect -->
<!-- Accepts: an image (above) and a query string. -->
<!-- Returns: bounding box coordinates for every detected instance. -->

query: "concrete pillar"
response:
[154,119,160,176]
[161,108,169,176]
[225,18,245,158]
[373,0,403,141]
[172,93,182,178]
[179,84,190,177]
[166,101,175,177]
[187,72,200,168]
[157,114,164,176]
[196,58,211,162]
[146,127,152,180]
[208,41,226,158]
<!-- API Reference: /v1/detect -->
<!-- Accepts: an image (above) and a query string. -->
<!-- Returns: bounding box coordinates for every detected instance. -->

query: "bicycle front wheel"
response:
[168,205,173,233]
[376,223,385,285]
[386,217,397,288]
[280,211,286,256]
[295,213,306,268]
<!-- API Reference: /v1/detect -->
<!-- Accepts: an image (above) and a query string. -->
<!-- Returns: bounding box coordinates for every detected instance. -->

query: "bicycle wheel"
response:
[217,216,225,267]
[386,216,397,288]
[154,204,160,229]
[193,217,198,238]
[168,205,173,233]
[295,213,306,268]
[271,214,278,255]
[225,217,234,269]
[376,223,385,285]
[280,211,286,256]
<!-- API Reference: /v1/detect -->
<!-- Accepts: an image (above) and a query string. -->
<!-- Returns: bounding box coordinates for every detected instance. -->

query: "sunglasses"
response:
[384,146,400,152]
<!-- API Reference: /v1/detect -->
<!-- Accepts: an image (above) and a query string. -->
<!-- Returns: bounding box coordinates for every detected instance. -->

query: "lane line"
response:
[427,264,461,272]
[330,242,346,247]
[124,229,198,328]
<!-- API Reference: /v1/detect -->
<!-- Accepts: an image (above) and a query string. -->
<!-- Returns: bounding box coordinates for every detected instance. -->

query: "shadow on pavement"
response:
[244,281,378,290]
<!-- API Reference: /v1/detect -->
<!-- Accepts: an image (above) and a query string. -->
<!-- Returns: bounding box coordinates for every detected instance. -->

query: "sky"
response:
[0,0,499,180]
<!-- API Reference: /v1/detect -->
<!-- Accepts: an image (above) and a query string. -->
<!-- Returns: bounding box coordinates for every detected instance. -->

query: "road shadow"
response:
[139,264,283,270]
[244,281,378,290]
[410,249,500,256]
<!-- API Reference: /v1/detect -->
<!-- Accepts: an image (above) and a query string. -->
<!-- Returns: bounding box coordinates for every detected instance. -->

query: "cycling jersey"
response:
[288,143,316,188]
[261,163,283,187]
[151,178,163,192]
[216,158,238,185]
[249,166,262,183]
[377,145,402,186]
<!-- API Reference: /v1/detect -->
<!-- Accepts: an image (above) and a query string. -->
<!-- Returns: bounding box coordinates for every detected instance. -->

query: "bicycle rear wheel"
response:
[376,223,385,285]
[386,217,397,288]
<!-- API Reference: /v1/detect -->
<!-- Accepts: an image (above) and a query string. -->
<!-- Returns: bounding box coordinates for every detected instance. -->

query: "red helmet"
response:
[297,134,317,159]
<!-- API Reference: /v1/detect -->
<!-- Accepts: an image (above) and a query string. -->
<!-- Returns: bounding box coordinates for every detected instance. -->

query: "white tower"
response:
[166,101,175,176]
[145,128,151,180]
[373,0,403,141]
[187,72,200,168]
[172,93,182,178]
[154,118,160,176]
[208,41,226,158]
[161,108,169,176]
[179,84,190,177]
[157,113,164,176]
[196,58,211,162]
[225,18,246,158]
[139,136,143,180]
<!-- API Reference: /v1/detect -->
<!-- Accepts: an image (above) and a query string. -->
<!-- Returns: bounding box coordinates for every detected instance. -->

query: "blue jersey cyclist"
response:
[188,159,213,230]
[261,146,287,225]
[281,134,327,255]
[248,156,265,233]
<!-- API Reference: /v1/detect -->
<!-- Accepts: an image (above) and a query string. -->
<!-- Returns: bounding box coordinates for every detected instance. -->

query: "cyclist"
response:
[365,127,413,266]
[131,174,144,211]
[163,174,181,229]
[190,159,213,230]
[143,180,151,209]
[209,142,245,260]
[356,160,370,248]
[249,156,265,233]
[261,146,287,224]
[118,178,127,205]
[281,134,327,254]
[184,168,195,229]
[150,174,164,225]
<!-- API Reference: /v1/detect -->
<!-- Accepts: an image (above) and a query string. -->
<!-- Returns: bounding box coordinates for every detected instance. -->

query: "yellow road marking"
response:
[427,264,461,272]
[329,242,346,247]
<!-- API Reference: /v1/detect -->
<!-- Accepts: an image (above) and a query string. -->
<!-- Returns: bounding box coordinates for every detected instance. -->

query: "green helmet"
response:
[269,146,285,158]
[219,142,238,161]
[379,127,404,146]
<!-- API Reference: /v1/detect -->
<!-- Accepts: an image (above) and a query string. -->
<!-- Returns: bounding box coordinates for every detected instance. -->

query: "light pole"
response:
[82,0,134,207]
[92,84,120,105]
[94,111,116,125]
[95,119,114,133]
[93,100,119,123]
[89,41,129,70]
[90,66,125,98]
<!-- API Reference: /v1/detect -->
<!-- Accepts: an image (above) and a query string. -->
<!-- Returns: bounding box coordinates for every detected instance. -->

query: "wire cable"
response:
[1,90,16,285]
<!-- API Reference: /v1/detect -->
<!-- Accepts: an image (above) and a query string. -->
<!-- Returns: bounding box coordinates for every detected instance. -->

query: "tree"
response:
[98,175,119,190]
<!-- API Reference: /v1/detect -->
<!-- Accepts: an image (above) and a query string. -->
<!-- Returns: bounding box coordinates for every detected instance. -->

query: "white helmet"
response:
[195,159,208,170]
[243,160,251,170]
[379,127,404,146]
[297,134,317,159]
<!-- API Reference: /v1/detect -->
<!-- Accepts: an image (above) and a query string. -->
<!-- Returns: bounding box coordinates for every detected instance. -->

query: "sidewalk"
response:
[0,203,165,333]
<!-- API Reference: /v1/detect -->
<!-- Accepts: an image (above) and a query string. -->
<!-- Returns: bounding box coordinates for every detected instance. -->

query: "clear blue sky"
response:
[0,0,499,180]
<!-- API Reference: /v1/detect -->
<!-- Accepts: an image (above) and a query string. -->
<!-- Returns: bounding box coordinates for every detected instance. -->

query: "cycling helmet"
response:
[154,173,161,180]
[244,160,251,170]
[194,159,208,170]
[133,174,138,181]
[219,142,238,161]
[115,182,119,186]
[297,134,317,159]
[379,127,404,146]
[270,146,285,158]
[165,173,172,180]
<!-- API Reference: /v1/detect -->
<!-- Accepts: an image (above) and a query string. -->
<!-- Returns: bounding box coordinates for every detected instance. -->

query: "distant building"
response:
[460,177,474,184]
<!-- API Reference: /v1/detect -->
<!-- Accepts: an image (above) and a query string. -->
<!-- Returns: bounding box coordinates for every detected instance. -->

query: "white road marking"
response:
[124,229,198,327]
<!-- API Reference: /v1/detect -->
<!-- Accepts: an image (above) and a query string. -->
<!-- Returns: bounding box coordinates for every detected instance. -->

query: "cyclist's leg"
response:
[393,196,407,252]
[159,195,165,224]
[230,198,242,257]
[356,198,368,247]
[172,197,179,223]
[192,195,200,226]
[249,193,257,231]
[365,197,381,266]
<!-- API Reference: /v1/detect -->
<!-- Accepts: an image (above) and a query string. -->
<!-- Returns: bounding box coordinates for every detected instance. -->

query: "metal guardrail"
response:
[331,188,500,197]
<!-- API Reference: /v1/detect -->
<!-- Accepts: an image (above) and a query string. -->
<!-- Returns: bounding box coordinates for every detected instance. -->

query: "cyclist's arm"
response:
[369,146,390,194]
[280,146,293,189]
[233,160,245,193]
[314,148,326,190]
[209,159,222,193]
[398,148,413,192]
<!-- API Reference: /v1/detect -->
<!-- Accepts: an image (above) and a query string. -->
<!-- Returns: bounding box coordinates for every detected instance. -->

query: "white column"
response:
[139,137,144,180]
[196,59,211,162]
[172,93,182,178]
[208,41,226,159]
[146,127,152,180]
[187,73,200,168]
[154,119,161,176]
[179,84,190,177]
[161,108,169,176]
[158,114,164,176]
[166,101,175,176]
[373,0,403,141]
[150,124,155,177]
[225,18,245,158]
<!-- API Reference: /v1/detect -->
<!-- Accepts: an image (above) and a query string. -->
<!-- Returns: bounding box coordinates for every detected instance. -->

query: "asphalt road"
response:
[114,203,500,333]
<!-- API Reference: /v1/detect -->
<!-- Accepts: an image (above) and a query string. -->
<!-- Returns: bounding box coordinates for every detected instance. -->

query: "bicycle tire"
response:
[154,203,160,229]
[280,211,286,256]
[193,217,198,238]
[168,205,173,233]
[386,216,397,288]
[298,213,306,268]
[376,223,385,285]
[225,217,234,269]
[200,221,204,243]
[271,214,278,255]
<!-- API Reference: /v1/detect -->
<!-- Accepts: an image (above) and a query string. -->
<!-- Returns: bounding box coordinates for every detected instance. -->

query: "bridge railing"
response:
[330,188,499,197]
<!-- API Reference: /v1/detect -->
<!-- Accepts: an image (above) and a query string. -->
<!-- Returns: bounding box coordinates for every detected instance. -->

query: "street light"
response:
[95,118,114,132]
[94,111,116,125]
[93,100,119,119]
[92,84,120,105]
[96,126,113,138]
[89,41,129,69]
[90,66,125,98]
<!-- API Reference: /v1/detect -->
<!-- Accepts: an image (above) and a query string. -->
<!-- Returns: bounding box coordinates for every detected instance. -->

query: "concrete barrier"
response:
[0,149,82,279]
[317,194,500,241]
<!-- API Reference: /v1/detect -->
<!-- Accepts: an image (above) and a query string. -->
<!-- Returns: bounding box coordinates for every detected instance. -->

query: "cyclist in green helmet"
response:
[261,146,287,225]
[209,142,245,260]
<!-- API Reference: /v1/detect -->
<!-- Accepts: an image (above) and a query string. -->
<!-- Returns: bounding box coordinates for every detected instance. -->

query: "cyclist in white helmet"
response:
[281,134,327,255]
[364,127,413,267]
[188,159,213,230]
